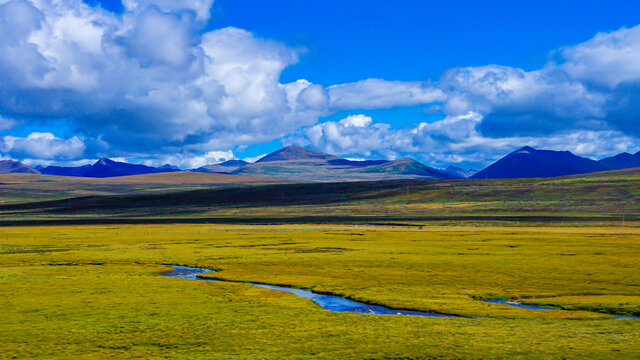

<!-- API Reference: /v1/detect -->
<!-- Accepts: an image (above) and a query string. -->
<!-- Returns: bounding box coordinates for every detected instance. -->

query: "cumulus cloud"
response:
[0,0,316,163]
[439,65,607,137]
[327,79,444,110]
[436,25,640,140]
[1,132,85,160]
[123,0,214,21]
[298,114,401,159]
[559,25,640,89]
[289,113,637,168]
[141,150,235,169]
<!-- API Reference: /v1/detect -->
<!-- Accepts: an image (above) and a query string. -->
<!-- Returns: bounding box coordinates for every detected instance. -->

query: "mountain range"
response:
[2,145,640,180]
[35,158,179,178]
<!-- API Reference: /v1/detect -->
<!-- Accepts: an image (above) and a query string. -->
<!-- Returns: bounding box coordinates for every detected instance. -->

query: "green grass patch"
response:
[0,224,639,358]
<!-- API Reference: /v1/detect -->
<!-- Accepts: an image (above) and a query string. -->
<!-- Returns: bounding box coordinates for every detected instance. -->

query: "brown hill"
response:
[0,160,39,174]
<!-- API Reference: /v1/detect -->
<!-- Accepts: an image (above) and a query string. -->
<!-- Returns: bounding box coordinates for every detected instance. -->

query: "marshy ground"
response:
[1,223,638,359]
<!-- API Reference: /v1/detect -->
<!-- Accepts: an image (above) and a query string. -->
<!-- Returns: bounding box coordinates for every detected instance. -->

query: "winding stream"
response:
[482,299,640,319]
[163,265,638,319]
[163,265,457,317]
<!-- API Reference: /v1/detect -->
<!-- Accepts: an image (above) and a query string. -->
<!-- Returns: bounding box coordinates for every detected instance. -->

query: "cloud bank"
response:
[288,112,636,167]
[0,0,638,167]
[291,24,640,166]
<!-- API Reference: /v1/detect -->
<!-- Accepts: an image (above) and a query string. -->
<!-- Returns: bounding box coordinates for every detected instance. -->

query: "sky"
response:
[1,0,640,169]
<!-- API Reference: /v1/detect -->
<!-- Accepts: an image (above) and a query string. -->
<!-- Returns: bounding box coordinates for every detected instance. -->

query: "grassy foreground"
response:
[1,224,639,359]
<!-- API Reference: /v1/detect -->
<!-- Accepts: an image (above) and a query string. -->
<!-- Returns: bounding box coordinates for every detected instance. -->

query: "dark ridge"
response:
[39,158,176,178]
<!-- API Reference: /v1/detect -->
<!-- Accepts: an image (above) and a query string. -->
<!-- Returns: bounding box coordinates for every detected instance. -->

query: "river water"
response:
[163,265,458,317]
[164,265,638,319]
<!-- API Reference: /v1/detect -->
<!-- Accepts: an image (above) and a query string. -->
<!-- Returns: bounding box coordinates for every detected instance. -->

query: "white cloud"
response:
[339,114,372,127]
[242,154,267,163]
[559,25,640,89]
[21,158,99,168]
[292,114,405,159]
[1,132,85,160]
[0,115,16,130]
[435,25,640,139]
[0,0,319,160]
[327,79,445,110]
[141,150,235,169]
[438,65,608,138]
[123,0,214,21]
[123,7,196,68]
[288,112,638,168]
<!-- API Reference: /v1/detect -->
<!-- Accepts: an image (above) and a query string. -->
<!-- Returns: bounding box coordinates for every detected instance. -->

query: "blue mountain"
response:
[599,151,640,170]
[472,146,608,179]
[39,158,179,178]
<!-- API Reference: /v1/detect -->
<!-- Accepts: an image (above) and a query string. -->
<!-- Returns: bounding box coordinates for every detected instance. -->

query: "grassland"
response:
[1,167,638,223]
[1,168,639,358]
[1,224,639,359]
[0,171,281,204]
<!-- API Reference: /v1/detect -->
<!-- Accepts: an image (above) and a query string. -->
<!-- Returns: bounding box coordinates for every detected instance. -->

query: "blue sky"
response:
[209,0,640,84]
[1,0,640,169]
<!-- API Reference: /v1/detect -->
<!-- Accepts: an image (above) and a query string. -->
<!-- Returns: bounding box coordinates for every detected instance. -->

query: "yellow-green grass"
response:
[524,295,640,316]
[1,224,639,359]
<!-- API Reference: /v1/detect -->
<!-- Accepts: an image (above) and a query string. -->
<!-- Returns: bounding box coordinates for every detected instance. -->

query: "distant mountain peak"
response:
[0,160,40,174]
[473,147,607,179]
[95,158,114,166]
[159,164,181,170]
[443,165,477,178]
[256,145,340,163]
[514,146,535,154]
[599,151,640,170]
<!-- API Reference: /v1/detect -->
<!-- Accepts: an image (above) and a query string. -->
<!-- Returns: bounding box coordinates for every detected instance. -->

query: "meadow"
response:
[0,171,280,204]
[1,167,638,224]
[1,223,639,359]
